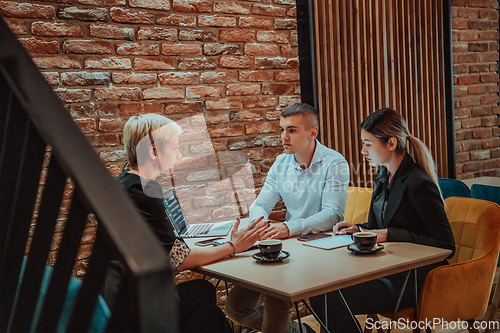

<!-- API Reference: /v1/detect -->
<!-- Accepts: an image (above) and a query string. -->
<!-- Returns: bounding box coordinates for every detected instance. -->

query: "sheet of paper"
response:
[302,235,353,250]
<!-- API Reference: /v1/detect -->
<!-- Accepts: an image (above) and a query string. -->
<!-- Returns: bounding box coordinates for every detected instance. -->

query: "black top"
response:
[116,172,177,252]
[360,154,455,258]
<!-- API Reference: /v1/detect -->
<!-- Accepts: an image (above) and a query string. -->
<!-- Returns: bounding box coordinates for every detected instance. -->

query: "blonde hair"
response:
[123,114,182,168]
[360,108,440,194]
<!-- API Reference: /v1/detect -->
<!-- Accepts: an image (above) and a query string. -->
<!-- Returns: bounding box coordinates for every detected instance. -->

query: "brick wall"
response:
[452,0,500,179]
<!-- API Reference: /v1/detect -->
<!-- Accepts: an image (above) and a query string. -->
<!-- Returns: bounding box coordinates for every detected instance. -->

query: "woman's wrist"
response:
[227,241,237,257]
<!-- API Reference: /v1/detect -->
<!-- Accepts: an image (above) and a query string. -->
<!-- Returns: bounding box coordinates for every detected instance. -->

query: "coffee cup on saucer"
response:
[259,240,282,259]
[352,232,377,251]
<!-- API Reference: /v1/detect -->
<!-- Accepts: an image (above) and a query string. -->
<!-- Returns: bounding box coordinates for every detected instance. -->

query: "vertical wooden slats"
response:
[313,0,448,187]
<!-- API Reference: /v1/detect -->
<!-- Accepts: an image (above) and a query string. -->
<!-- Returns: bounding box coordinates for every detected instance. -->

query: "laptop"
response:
[163,189,234,238]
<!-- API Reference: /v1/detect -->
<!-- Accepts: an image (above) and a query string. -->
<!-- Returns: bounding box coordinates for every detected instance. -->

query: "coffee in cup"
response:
[352,232,377,250]
[259,240,282,259]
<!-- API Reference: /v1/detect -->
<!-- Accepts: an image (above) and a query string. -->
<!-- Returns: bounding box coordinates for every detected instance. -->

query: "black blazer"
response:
[360,154,455,259]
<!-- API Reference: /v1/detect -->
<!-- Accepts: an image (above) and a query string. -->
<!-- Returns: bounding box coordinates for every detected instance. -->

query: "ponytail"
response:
[407,135,443,201]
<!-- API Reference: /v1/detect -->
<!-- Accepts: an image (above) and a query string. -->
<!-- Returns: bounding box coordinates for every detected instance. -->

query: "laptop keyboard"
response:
[188,223,213,236]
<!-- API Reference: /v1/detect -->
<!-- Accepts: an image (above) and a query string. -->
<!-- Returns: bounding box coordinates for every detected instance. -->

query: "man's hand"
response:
[260,222,290,240]
[333,221,359,235]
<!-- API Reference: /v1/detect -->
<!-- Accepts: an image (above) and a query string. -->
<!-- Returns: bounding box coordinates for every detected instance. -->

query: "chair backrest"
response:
[344,187,373,224]
[471,183,500,206]
[0,17,176,332]
[446,197,500,265]
[438,178,471,199]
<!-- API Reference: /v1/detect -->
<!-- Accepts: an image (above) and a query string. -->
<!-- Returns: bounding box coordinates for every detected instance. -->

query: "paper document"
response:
[302,235,353,250]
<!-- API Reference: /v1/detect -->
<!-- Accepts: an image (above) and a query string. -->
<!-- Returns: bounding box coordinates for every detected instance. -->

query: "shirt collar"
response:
[292,139,324,171]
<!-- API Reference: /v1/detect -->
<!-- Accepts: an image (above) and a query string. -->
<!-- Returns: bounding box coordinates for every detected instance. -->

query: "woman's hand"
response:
[333,221,360,235]
[368,229,388,243]
[230,217,270,253]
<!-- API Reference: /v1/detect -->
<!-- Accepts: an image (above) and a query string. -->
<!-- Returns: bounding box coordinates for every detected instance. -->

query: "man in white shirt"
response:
[226,103,349,333]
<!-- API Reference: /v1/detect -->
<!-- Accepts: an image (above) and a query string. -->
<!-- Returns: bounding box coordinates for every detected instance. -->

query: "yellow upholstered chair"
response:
[345,186,373,224]
[365,197,500,333]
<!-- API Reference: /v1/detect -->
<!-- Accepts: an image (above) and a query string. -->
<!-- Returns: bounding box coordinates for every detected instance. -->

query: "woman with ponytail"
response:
[310,108,455,333]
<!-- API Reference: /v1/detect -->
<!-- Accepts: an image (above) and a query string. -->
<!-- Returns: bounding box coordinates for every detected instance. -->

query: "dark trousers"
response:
[309,271,418,333]
[178,279,232,333]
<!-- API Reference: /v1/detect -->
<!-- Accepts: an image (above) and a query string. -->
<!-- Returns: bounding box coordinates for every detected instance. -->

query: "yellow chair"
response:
[345,186,373,224]
[365,197,500,333]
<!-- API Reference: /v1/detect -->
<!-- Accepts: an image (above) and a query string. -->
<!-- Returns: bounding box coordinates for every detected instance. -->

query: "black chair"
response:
[0,17,177,332]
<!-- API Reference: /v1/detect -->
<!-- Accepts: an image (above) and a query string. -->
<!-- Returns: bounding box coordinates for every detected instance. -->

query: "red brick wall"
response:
[452,0,500,179]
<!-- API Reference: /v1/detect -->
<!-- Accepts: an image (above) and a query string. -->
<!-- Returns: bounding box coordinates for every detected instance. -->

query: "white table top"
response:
[185,236,452,302]
[461,176,500,189]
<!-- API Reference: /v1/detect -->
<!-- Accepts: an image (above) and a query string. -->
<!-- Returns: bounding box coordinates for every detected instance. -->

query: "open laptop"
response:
[163,189,234,238]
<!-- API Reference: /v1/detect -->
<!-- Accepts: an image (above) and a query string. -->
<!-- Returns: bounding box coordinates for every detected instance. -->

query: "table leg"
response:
[414,269,420,333]
[302,300,331,333]
[295,302,303,333]
[338,290,363,333]
[324,293,328,328]
[387,269,412,333]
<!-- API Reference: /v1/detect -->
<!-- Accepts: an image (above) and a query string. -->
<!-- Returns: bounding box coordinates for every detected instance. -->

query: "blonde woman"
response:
[310,108,455,333]
[104,114,269,333]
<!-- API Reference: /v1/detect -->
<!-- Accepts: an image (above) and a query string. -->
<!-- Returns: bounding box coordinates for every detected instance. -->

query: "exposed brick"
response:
[482,115,500,126]
[179,57,217,70]
[134,57,176,70]
[129,0,170,11]
[479,8,499,19]
[473,127,493,139]
[110,7,154,24]
[186,85,224,98]
[219,55,252,69]
[239,17,273,29]
[85,57,132,69]
[99,118,127,132]
[173,0,212,12]
[239,70,273,82]
[478,52,498,62]
[266,110,282,120]
[242,96,277,109]
[453,41,469,53]
[203,43,240,56]
[206,98,241,110]
[481,94,500,104]
[453,52,479,63]
[100,150,126,163]
[468,0,490,7]
[228,136,262,150]
[220,29,256,42]
[200,71,238,83]
[113,73,158,85]
[274,70,300,82]
[468,84,487,95]
[159,72,200,85]
[488,84,499,93]
[483,138,500,149]
[274,0,294,4]
[157,13,196,26]
[454,64,468,74]
[468,20,490,30]
[193,111,229,125]
[63,40,113,54]
[454,85,468,97]
[164,101,204,114]
[79,0,125,5]
[489,42,499,51]
[179,30,216,41]
[162,43,202,55]
[457,7,479,18]
[95,87,141,101]
[55,88,91,103]
[117,43,159,55]
[456,152,471,163]
[42,72,59,85]
[87,133,121,147]
[479,31,499,41]
[279,96,301,108]
[281,45,298,58]
[208,124,244,138]
[61,71,110,85]
[199,15,237,27]
[471,150,491,161]
[244,43,280,56]
[458,95,481,107]
[469,64,490,73]
[246,122,279,134]
[0,1,55,19]
[5,18,29,35]
[119,102,162,116]
[227,84,260,96]
[481,73,499,83]
[143,87,185,99]
[457,74,480,85]
[76,118,96,133]
[33,56,81,69]
[90,23,134,40]
[255,57,287,69]
[256,31,289,43]
[138,27,177,41]
[214,2,251,14]
[32,21,84,37]
[253,4,286,16]
[274,18,297,30]
[230,110,264,122]
[20,38,59,54]
[58,7,107,21]
[461,117,482,128]
[71,103,119,117]
[287,6,296,17]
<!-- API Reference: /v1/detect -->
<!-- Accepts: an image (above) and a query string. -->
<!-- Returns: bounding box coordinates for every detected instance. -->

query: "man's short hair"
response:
[281,103,320,129]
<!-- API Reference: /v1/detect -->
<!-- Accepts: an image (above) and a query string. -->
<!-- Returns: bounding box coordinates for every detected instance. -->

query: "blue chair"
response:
[471,184,500,206]
[438,178,471,199]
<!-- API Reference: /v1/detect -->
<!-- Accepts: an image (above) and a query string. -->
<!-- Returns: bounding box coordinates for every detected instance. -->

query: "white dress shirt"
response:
[249,140,349,236]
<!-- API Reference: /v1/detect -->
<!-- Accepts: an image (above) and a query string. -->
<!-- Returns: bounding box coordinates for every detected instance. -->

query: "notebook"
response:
[302,235,353,250]
[163,189,234,238]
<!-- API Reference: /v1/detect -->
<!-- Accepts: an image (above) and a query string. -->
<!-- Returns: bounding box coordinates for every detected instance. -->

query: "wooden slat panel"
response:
[313,0,448,187]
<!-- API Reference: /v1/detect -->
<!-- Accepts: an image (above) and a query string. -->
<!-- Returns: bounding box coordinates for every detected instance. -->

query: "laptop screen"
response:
[163,189,187,236]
